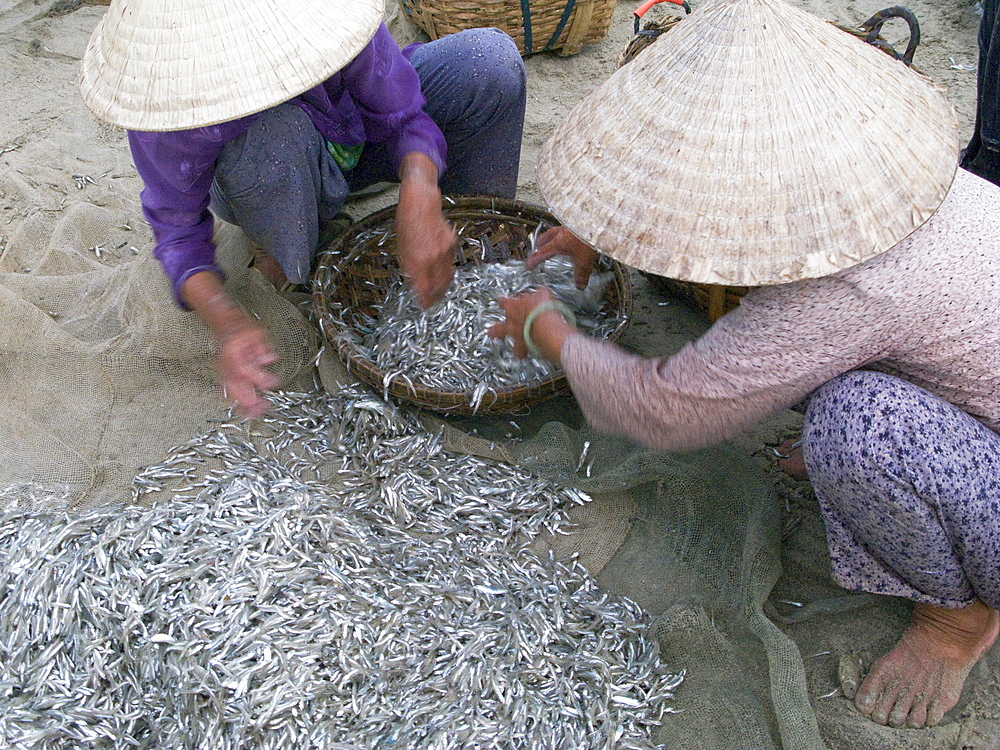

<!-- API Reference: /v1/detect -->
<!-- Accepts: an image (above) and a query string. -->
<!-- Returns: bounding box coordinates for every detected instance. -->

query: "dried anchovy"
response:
[329,255,620,403]
[0,388,682,749]
[71,173,98,190]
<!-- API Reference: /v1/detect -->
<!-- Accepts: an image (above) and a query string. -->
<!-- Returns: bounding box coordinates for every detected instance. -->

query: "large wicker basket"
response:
[620,2,922,321]
[398,0,618,56]
[312,196,633,415]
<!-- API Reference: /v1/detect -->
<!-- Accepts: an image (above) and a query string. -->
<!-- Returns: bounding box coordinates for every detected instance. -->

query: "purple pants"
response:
[803,370,1000,610]
[209,28,526,284]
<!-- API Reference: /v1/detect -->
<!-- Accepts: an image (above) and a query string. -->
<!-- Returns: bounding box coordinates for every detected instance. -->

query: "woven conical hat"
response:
[80,0,384,132]
[536,0,959,285]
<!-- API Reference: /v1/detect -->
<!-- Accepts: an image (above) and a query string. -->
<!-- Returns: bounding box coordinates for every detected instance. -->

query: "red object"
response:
[635,0,689,18]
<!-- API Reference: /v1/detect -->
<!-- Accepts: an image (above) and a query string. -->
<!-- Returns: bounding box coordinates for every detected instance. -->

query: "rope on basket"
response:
[521,0,535,54]
[547,0,578,52]
[521,0,582,55]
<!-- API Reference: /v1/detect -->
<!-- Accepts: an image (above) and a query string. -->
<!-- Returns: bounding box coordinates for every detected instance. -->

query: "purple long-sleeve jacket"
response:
[128,24,447,305]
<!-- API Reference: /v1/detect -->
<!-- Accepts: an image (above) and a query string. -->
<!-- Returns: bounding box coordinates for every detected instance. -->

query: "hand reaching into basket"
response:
[396,153,458,308]
[525,226,599,290]
[487,287,579,366]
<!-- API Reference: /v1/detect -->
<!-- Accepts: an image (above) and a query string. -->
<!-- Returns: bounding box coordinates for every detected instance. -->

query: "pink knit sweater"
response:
[561,168,1000,452]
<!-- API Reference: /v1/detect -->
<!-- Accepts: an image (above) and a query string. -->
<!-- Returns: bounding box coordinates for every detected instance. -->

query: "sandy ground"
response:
[0,0,994,748]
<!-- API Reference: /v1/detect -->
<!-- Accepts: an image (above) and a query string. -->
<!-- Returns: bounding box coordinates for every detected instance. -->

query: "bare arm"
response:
[395,152,457,308]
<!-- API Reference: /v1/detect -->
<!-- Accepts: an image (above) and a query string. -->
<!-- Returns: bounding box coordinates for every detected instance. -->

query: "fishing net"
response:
[0,175,316,509]
[431,408,824,750]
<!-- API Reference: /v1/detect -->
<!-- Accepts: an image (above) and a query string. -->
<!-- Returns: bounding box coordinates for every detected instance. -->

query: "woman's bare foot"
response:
[855,599,999,728]
[251,246,289,289]
[774,438,808,481]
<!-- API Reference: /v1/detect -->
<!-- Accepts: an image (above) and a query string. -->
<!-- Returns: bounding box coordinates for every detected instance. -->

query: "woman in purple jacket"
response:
[80,0,526,418]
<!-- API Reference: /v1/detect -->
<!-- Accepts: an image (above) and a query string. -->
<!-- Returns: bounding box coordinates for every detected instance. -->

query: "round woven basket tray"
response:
[312,196,633,416]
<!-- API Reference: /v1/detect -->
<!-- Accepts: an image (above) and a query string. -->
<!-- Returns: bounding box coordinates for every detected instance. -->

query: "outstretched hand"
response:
[218,323,279,419]
[487,287,577,366]
[181,270,280,420]
[525,226,599,290]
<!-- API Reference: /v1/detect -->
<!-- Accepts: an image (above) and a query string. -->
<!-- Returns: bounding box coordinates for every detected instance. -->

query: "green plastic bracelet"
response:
[523,300,576,359]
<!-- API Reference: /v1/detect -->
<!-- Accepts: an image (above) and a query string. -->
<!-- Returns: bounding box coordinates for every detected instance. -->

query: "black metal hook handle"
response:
[857,6,921,66]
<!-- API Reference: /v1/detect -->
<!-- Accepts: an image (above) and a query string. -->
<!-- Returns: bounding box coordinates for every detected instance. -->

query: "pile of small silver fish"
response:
[0,388,682,749]
[332,253,618,407]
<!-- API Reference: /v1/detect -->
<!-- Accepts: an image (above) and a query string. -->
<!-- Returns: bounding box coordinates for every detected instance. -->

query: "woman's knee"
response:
[482,28,527,97]
[451,27,526,92]
[805,370,898,444]
[802,369,996,502]
[801,371,924,489]
[415,28,527,116]
[804,372,1000,606]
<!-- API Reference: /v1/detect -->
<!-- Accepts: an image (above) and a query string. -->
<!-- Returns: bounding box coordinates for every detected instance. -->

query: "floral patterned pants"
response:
[803,370,1000,610]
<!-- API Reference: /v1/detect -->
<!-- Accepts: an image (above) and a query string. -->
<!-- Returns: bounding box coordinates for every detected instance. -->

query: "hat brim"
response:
[536,0,959,286]
[80,0,385,132]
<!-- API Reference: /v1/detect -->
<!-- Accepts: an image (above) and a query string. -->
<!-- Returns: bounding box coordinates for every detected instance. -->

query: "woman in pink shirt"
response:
[490,0,1000,731]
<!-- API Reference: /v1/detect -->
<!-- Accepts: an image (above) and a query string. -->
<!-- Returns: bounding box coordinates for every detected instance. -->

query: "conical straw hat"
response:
[536,0,959,285]
[80,0,385,132]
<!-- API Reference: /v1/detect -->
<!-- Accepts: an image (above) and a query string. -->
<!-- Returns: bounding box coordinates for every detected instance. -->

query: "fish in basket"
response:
[312,196,633,415]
